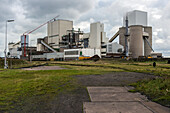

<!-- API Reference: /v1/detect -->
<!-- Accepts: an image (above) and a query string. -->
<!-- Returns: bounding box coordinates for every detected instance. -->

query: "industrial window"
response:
[65,51,79,55]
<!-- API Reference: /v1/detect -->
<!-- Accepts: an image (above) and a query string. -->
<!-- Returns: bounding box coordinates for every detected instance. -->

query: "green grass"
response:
[0,59,169,111]
[52,60,170,77]
[0,59,48,69]
[0,59,28,68]
[0,63,117,112]
[51,60,170,107]
[129,78,170,107]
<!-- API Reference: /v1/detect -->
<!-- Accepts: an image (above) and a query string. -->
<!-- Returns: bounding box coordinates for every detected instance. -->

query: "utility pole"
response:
[125,16,129,57]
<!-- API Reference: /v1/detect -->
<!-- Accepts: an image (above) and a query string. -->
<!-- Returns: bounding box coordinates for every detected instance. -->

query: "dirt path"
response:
[22,66,66,70]
[75,72,156,86]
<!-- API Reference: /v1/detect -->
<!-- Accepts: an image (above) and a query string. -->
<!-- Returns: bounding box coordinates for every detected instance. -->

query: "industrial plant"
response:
[8,10,162,61]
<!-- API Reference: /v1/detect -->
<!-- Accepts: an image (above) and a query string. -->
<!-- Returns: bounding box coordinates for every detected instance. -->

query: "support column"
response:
[144,27,152,56]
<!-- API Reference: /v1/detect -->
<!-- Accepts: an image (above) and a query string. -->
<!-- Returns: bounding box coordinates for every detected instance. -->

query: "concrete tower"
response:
[129,25,144,58]
[89,22,103,49]
[47,19,73,48]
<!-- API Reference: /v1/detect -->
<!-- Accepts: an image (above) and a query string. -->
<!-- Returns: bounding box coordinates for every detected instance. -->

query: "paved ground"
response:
[22,66,66,70]
[84,87,170,113]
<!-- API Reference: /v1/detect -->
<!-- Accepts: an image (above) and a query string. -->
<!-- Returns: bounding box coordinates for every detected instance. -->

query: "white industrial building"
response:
[37,21,109,58]
[8,42,22,58]
[88,22,109,56]
[37,19,73,52]
[31,52,64,61]
[89,22,108,49]
[47,19,73,48]
[64,48,101,60]
[107,42,124,54]
[123,10,147,27]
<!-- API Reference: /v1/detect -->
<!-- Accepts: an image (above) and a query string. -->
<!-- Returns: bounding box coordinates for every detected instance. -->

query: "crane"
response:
[21,15,60,57]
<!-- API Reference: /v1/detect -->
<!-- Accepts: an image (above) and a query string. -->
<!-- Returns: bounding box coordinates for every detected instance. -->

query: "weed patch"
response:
[130,78,170,107]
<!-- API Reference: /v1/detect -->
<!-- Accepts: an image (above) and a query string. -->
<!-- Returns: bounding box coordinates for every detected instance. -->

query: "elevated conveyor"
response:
[41,40,57,53]
[109,31,119,42]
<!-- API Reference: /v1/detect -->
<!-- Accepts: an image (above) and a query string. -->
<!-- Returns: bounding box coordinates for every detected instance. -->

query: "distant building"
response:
[107,42,124,54]
[110,10,154,58]
[8,42,22,58]
[88,22,108,56]
[37,20,109,57]
[47,19,73,48]
[123,10,147,27]
[37,19,73,52]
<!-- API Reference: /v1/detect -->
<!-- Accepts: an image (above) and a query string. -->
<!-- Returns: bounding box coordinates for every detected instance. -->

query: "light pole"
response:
[4,20,14,69]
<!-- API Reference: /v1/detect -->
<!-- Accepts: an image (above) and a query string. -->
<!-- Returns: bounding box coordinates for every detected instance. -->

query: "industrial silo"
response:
[129,25,143,58]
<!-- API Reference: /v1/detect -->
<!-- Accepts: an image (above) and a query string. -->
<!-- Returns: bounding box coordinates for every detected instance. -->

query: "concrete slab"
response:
[85,87,169,113]
[87,87,128,93]
[142,101,170,113]
[84,102,153,113]
[88,92,147,102]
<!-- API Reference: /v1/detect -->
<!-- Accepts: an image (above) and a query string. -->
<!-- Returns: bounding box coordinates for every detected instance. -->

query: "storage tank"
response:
[129,25,143,58]
[144,27,152,56]
[21,35,29,47]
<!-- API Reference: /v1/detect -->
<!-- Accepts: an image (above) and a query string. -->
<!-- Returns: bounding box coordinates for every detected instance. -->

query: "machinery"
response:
[60,28,84,49]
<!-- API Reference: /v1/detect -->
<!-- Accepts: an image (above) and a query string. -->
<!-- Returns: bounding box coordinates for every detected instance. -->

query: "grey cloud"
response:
[0,0,15,19]
[76,0,131,37]
[21,0,95,19]
[151,0,168,8]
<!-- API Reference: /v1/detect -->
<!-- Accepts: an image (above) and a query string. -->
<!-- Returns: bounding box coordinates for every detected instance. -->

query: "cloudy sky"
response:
[0,0,170,57]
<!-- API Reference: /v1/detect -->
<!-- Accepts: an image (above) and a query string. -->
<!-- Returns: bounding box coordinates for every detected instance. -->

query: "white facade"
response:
[8,42,21,58]
[107,42,124,53]
[47,19,73,48]
[89,22,108,49]
[64,48,101,60]
[123,10,147,27]
[32,52,64,60]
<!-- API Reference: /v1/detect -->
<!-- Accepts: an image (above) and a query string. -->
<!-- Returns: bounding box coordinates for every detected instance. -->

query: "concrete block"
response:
[84,102,153,113]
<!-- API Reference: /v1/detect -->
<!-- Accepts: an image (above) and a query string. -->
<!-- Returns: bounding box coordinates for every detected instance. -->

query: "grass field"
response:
[51,60,170,107]
[0,59,169,112]
[0,61,117,111]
